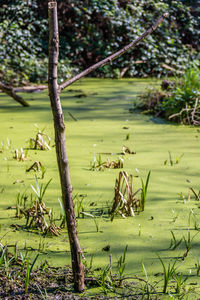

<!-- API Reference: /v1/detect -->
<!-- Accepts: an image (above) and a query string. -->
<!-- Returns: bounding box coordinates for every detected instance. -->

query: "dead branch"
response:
[60,13,169,91]
[162,63,184,75]
[0,82,29,107]
[13,85,47,93]
[169,99,200,125]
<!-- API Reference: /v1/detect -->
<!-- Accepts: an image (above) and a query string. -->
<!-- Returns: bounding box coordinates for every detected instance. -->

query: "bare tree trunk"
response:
[48,0,168,292]
[48,1,84,292]
[0,82,29,107]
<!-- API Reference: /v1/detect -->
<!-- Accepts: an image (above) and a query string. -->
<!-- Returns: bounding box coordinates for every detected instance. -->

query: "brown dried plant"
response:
[110,171,142,221]
[122,145,136,155]
[24,201,61,236]
[29,130,51,151]
[26,161,46,179]
[13,148,28,161]
[90,155,124,171]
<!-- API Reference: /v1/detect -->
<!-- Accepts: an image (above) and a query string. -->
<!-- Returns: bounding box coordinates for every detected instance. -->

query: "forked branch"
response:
[60,13,168,91]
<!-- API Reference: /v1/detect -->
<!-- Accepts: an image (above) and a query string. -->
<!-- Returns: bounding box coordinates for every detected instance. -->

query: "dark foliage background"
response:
[0,0,199,84]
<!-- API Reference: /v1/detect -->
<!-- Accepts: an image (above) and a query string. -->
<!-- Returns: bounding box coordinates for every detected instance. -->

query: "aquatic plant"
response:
[164,152,184,166]
[26,161,46,179]
[182,229,198,260]
[24,254,39,293]
[173,272,188,294]
[157,255,177,294]
[90,154,124,171]
[28,128,51,151]
[169,231,182,250]
[31,176,52,204]
[116,245,128,284]
[141,171,151,212]
[13,148,28,161]
[110,170,151,220]
[16,191,29,218]
[81,212,101,232]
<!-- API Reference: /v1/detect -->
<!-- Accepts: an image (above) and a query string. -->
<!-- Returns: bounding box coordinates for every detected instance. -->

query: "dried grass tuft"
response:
[110,171,142,220]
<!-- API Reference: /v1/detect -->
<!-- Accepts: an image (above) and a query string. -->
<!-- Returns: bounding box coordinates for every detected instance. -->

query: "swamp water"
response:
[0,78,200,294]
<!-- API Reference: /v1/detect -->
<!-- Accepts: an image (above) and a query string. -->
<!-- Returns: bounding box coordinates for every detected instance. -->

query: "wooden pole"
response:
[48,1,84,292]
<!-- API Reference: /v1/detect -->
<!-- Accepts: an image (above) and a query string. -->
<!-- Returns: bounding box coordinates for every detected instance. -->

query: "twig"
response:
[169,99,200,125]
[68,111,78,121]
[116,276,157,293]
[191,98,199,124]
[162,63,184,75]
[110,254,113,281]
[60,13,169,91]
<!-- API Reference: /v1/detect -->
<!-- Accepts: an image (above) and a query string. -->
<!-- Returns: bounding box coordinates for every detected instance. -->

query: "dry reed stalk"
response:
[111,171,141,220]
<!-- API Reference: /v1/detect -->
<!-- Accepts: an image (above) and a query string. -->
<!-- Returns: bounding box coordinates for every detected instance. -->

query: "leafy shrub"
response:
[0,0,200,84]
[37,0,200,78]
[0,0,47,85]
[138,67,200,124]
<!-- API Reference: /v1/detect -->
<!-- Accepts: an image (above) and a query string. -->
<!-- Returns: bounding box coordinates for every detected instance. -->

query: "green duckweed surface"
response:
[1,78,200,295]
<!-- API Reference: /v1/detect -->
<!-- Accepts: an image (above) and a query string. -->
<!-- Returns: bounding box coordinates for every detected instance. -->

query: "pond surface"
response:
[0,78,200,292]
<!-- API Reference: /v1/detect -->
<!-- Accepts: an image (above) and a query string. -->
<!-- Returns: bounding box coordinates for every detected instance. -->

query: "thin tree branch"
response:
[60,13,169,91]
[0,82,29,107]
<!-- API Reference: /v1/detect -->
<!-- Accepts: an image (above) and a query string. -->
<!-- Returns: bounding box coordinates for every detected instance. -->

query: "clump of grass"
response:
[169,230,182,250]
[194,256,200,276]
[116,245,128,284]
[122,145,136,155]
[14,177,61,236]
[110,170,151,220]
[58,198,66,228]
[24,254,39,293]
[182,229,198,260]
[28,128,51,151]
[188,209,199,230]
[164,151,184,166]
[140,171,151,212]
[13,148,28,161]
[97,264,112,294]
[26,161,46,179]
[173,272,188,294]
[157,255,177,294]
[0,138,12,153]
[30,176,52,204]
[90,154,124,171]
[81,212,101,232]
[16,191,29,218]
[74,193,87,218]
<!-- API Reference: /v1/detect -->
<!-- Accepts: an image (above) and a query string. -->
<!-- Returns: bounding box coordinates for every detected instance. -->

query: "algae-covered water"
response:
[1,78,200,292]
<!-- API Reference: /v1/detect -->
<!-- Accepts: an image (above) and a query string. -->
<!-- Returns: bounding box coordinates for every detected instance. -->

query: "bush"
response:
[0,0,47,85]
[0,0,200,84]
[37,0,200,78]
[138,67,200,124]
